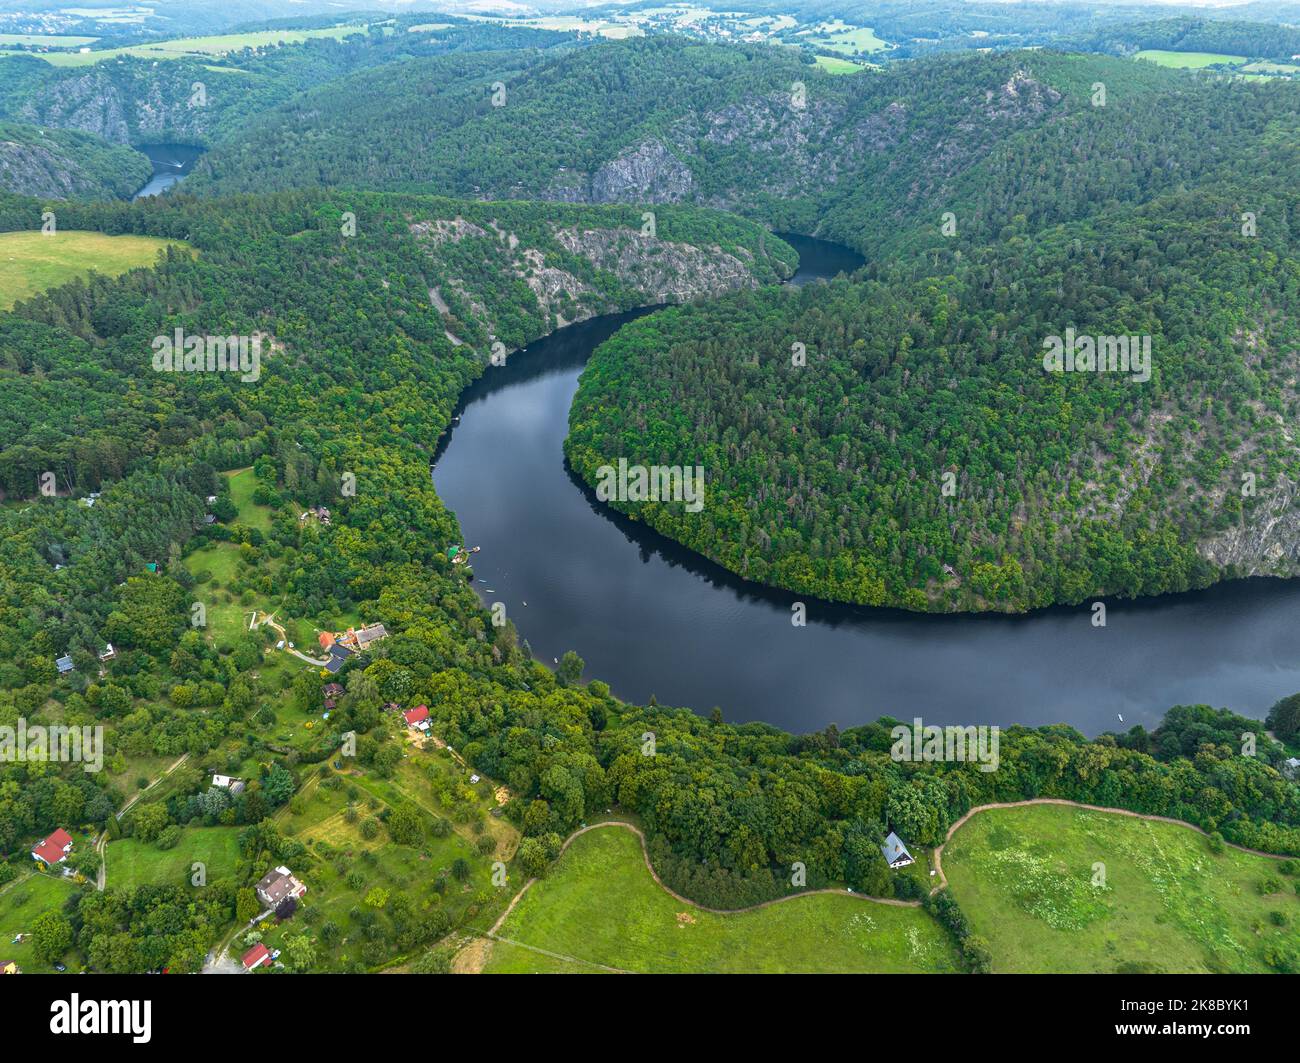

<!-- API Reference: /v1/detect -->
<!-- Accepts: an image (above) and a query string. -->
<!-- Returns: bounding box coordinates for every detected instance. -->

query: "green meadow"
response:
[943,804,1297,973]
[105,827,242,891]
[485,825,959,973]
[804,21,888,56]
[0,231,183,310]
[0,873,84,971]
[814,54,868,74]
[1135,49,1245,69]
[2,25,368,66]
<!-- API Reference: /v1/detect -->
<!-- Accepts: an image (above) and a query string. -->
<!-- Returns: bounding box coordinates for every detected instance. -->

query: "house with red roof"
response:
[31,828,73,867]
[241,943,272,971]
[402,705,430,732]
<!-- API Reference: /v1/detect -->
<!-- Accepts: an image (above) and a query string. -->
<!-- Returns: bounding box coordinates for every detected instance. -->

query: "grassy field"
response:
[943,804,1297,973]
[0,231,183,310]
[804,20,888,56]
[106,827,241,891]
[1135,49,1245,69]
[226,468,273,531]
[3,25,367,66]
[485,825,959,973]
[1240,60,1300,75]
[0,873,83,972]
[480,938,611,973]
[814,54,868,74]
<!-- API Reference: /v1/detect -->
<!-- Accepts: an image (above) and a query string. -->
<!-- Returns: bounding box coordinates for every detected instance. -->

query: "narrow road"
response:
[928,797,1294,894]
[116,752,189,821]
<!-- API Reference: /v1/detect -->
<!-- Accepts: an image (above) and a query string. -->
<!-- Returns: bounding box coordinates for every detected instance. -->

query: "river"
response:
[433,234,1300,737]
[132,144,204,200]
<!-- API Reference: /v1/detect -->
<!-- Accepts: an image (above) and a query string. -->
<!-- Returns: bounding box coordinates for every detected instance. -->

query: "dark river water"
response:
[132,144,204,199]
[432,234,1300,736]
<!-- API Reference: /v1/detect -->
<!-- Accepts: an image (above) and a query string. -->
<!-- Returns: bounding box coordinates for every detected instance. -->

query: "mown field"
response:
[1134,49,1245,69]
[106,827,241,891]
[813,54,868,74]
[483,825,959,973]
[0,873,83,971]
[0,33,99,46]
[804,20,888,55]
[0,231,183,310]
[943,804,1298,973]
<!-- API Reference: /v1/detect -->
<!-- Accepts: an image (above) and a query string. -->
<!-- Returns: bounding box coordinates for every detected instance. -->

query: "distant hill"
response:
[184,37,1185,256]
[1067,16,1300,61]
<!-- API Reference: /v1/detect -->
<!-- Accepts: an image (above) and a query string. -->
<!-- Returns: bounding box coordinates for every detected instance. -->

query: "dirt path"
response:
[255,611,331,666]
[929,797,1293,894]
[116,752,189,822]
[0,870,33,899]
[489,934,632,974]
[96,752,190,891]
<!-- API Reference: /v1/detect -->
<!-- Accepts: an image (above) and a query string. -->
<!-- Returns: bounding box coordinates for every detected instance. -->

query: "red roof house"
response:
[402,705,430,730]
[242,943,272,971]
[31,828,73,866]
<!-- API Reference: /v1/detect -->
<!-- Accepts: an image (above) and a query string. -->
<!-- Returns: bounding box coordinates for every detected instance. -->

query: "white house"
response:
[255,865,307,909]
[212,775,246,796]
[881,831,914,869]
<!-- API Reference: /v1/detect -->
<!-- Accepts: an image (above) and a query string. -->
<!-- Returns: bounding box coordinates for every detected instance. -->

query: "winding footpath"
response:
[487,798,1294,961]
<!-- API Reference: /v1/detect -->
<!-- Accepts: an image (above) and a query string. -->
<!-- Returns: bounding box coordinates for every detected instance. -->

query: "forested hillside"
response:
[0,121,150,198]
[0,19,577,198]
[185,38,1256,261]
[565,51,1300,611]
[1067,16,1300,61]
[0,189,802,968]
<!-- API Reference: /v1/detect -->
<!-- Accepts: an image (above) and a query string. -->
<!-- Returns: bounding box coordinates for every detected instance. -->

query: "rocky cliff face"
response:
[408,211,786,349]
[0,125,151,199]
[16,65,216,146]
[0,138,92,198]
[554,225,765,302]
[1198,479,1300,577]
[590,140,694,204]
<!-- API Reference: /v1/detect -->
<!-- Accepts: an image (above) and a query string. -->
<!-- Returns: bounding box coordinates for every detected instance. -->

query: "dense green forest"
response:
[0,18,579,198]
[566,51,1300,610]
[1,186,1297,973]
[1066,15,1300,61]
[180,37,1274,260]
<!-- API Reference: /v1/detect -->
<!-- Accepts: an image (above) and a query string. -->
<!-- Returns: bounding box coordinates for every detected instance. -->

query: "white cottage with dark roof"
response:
[881,832,914,869]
